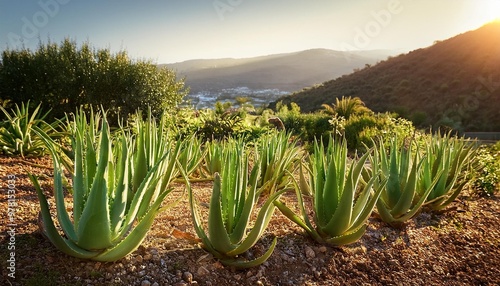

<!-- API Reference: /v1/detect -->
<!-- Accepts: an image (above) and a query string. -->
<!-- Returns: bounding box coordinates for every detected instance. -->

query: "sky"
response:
[1,0,499,63]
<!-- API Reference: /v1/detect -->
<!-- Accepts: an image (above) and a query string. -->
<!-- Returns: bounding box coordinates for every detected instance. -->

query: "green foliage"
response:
[253,132,302,194]
[321,96,372,120]
[371,137,439,227]
[342,113,416,152]
[185,141,281,268]
[276,102,332,143]
[418,132,477,210]
[199,138,234,178]
[198,110,245,141]
[272,22,500,131]
[0,101,62,157]
[29,108,179,261]
[275,138,384,245]
[0,38,188,122]
[469,144,500,196]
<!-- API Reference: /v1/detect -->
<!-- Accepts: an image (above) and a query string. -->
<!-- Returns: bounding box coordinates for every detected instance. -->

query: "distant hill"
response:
[163,49,395,93]
[272,22,500,132]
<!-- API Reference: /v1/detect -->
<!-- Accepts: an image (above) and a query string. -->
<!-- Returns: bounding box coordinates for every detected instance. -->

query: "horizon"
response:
[1,1,500,64]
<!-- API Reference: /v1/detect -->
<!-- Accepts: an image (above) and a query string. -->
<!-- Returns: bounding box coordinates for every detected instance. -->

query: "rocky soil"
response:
[1,155,499,285]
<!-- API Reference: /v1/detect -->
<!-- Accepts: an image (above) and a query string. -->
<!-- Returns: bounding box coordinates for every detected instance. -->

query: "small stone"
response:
[152,283,160,286]
[197,266,210,276]
[183,271,193,283]
[304,246,316,259]
[318,246,327,253]
[136,255,144,263]
[150,248,159,255]
[141,280,152,286]
[138,270,146,277]
[144,253,153,261]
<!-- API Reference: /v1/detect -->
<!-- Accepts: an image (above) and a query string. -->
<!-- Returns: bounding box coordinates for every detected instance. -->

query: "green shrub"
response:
[342,113,416,152]
[0,38,188,122]
[276,102,331,143]
[470,144,500,196]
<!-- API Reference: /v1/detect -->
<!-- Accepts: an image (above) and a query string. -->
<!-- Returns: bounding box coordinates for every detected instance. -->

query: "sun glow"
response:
[477,0,500,23]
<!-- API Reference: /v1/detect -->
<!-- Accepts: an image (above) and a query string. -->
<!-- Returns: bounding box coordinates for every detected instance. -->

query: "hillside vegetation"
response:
[273,21,500,132]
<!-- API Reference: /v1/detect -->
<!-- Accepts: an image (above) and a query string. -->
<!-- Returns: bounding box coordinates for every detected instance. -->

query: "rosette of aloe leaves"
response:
[186,140,285,268]
[29,109,180,261]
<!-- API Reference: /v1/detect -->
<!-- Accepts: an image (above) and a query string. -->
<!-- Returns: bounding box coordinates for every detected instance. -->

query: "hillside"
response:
[273,21,500,132]
[164,49,395,93]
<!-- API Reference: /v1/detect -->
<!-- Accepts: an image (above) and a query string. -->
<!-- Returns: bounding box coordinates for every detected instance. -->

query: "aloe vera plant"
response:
[0,101,62,157]
[371,137,441,227]
[419,132,477,211]
[176,134,206,178]
[29,109,178,261]
[253,132,302,195]
[200,139,225,177]
[186,141,283,268]
[275,138,384,245]
[199,138,240,178]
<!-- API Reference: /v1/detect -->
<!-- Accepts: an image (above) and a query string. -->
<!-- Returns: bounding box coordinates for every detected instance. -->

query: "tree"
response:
[321,96,372,120]
[0,38,188,122]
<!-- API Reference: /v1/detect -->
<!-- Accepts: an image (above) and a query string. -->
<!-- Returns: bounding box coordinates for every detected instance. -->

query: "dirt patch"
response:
[1,155,499,285]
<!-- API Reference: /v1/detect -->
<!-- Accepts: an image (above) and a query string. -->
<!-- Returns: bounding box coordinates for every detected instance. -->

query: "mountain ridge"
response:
[271,21,500,131]
[162,48,397,93]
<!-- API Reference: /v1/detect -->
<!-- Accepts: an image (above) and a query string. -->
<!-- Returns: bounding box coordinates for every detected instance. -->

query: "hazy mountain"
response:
[272,22,500,131]
[161,49,396,107]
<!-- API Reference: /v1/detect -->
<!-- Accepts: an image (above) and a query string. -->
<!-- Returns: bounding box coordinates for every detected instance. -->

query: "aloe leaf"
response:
[390,157,418,217]
[349,176,386,232]
[185,171,220,256]
[321,156,339,225]
[220,237,277,269]
[110,136,129,234]
[95,190,170,262]
[322,166,354,236]
[230,165,259,244]
[226,188,284,256]
[324,150,369,236]
[208,173,236,254]
[133,131,148,192]
[72,127,85,228]
[77,122,113,250]
[274,200,315,237]
[386,146,402,208]
[29,173,98,259]
[33,126,78,241]
[324,224,367,246]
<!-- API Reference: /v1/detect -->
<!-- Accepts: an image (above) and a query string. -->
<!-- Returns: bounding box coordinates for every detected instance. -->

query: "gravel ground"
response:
[1,155,499,286]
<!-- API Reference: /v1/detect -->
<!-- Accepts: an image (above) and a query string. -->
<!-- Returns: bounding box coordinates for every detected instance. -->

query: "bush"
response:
[470,144,500,196]
[276,102,332,143]
[342,113,416,152]
[0,38,188,122]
